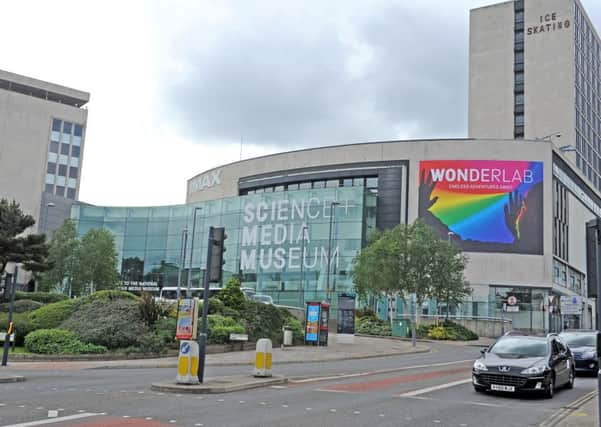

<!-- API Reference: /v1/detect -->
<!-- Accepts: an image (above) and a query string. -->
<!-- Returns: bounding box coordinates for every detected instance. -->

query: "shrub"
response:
[61,298,149,349]
[428,326,449,340]
[355,317,392,336]
[283,316,304,344]
[238,301,288,345]
[219,278,245,309]
[207,315,246,344]
[0,299,43,313]
[422,321,478,341]
[199,297,225,315]
[85,290,140,302]
[139,292,161,326]
[153,317,177,348]
[355,307,377,320]
[15,291,67,304]
[24,329,106,354]
[0,312,37,346]
[29,299,80,329]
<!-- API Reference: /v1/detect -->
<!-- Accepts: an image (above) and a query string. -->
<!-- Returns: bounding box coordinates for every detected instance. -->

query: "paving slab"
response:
[151,375,287,394]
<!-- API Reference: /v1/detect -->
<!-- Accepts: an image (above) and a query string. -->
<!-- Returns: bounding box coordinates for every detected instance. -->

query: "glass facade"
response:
[71,187,375,308]
[45,118,84,200]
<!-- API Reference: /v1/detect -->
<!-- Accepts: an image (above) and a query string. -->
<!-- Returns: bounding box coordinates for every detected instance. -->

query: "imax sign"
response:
[190,169,222,192]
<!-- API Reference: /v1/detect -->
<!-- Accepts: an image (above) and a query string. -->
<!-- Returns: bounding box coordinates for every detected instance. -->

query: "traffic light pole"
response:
[2,270,16,367]
[197,227,215,383]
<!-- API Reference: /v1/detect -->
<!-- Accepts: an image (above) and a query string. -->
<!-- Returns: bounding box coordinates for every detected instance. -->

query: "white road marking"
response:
[292,359,474,384]
[282,405,288,408]
[354,411,360,414]
[433,421,441,424]
[169,420,177,424]
[270,385,286,389]
[18,405,25,408]
[35,408,44,411]
[3,412,101,427]
[399,378,472,397]
[239,401,245,404]
[315,388,358,394]
[47,411,58,418]
[217,399,224,402]
[379,414,385,417]
[305,408,312,411]
[329,409,337,413]
[195,424,203,426]
[122,416,130,419]
[0,404,5,407]
[145,417,153,420]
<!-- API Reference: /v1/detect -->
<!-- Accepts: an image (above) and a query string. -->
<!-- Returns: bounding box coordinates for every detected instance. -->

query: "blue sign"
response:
[305,305,320,342]
[180,341,190,355]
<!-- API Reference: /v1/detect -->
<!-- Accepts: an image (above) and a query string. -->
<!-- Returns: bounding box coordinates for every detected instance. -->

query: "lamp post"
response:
[539,132,562,141]
[43,202,55,234]
[326,201,340,302]
[187,207,202,293]
[176,228,188,300]
[299,225,308,308]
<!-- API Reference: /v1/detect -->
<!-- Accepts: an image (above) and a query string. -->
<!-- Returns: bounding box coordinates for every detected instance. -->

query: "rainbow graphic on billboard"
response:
[418,160,543,254]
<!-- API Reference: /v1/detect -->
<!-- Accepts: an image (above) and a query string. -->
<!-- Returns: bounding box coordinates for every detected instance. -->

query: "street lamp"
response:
[176,228,188,300]
[326,201,340,302]
[187,207,202,293]
[299,225,308,308]
[559,145,577,153]
[539,132,562,141]
[43,202,55,234]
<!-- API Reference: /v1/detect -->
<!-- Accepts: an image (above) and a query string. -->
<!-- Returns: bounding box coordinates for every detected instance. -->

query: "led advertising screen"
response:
[418,160,543,254]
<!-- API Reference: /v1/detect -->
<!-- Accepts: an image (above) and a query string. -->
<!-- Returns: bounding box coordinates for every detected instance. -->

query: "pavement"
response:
[0,333,432,371]
[541,390,598,427]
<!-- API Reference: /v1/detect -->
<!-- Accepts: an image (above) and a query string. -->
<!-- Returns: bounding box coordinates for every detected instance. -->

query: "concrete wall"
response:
[468,1,515,139]
[0,86,87,230]
[524,0,575,143]
[419,317,512,339]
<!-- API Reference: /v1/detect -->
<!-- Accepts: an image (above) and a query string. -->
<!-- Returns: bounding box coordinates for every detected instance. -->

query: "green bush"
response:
[61,298,149,349]
[355,317,392,336]
[427,326,449,340]
[153,317,177,348]
[238,301,288,345]
[283,316,304,344]
[206,314,246,344]
[0,312,37,346]
[138,292,161,326]
[29,299,79,329]
[15,291,67,304]
[219,278,246,309]
[24,329,106,354]
[199,297,225,315]
[0,299,43,313]
[85,290,140,303]
[355,307,377,320]
[422,321,478,341]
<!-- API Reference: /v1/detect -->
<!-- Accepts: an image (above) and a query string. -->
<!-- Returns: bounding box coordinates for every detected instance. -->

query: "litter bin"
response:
[392,318,410,338]
[283,328,293,346]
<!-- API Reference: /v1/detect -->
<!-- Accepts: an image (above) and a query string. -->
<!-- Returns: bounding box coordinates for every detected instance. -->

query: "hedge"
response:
[0,299,43,313]
[85,290,140,302]
[15,291,67,304]
[207,315,246,344]
[61,298,149,349]
[29,299,80,329]
[24,329,106,354]
[0,312,38,346]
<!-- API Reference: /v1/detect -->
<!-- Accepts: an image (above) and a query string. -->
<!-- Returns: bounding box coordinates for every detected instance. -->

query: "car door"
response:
[551,339,568,385]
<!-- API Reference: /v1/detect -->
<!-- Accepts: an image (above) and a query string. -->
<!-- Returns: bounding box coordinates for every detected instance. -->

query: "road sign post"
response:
[1,270,16,367]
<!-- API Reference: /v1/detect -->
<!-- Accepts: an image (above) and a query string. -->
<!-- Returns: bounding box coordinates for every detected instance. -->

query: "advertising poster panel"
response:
[337,294,356,334]
[175,298,199,340]
[418,160,543,254]
[305,304,320,343]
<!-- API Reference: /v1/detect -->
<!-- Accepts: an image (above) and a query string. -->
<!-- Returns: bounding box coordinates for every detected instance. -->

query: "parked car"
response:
[559,330,599,375]
[472,333,574,398]
[251,294,273,305]
[241,287,256,300]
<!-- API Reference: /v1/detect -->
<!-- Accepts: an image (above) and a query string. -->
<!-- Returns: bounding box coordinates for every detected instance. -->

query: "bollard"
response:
[254,338,273,377]
[176,340,200,384]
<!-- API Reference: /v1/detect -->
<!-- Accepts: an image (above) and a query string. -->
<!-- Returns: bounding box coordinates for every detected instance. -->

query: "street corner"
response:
[150,374,288,394]
[0,375,25,383]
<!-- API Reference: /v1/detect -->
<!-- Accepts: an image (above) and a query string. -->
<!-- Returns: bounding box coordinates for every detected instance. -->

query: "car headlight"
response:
[583,351,597,359]
[473,360,488,371]
[521,362,547,375]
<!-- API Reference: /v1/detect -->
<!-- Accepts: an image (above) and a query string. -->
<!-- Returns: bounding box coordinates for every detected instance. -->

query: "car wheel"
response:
[545,375,555,399]
[565,368,574,389]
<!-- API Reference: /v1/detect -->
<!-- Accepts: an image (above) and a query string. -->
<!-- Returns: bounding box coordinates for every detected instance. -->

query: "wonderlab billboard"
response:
[418,160,543,254]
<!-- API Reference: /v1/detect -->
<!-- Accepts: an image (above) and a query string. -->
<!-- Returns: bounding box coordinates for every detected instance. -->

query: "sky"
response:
[2,1,600,207]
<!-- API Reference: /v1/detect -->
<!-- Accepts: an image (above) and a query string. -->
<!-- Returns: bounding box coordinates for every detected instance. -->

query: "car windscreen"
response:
[560,333,596,347]
[160,290,178,300]
[489,338,548,357]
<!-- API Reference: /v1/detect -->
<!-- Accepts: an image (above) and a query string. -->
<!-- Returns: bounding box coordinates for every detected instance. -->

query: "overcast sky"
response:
[2,1,600,206]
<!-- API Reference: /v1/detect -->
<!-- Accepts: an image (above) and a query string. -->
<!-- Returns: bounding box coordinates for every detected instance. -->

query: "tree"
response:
[219,277,246,309]
[429,240,471,319]
[39,220,80,293]
[0,199,49,287]
[72,229,119,296]
[352,220,470,345]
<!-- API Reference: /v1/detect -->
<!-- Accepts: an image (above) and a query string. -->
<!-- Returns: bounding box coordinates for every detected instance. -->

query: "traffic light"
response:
[209,227,226,283]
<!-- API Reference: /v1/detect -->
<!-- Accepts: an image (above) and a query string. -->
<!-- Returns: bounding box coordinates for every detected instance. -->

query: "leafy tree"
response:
[72,229,119,296]
[39,220,79,293]
[352,220,470,346]
[0,199,49,295]
[429,240,471,319]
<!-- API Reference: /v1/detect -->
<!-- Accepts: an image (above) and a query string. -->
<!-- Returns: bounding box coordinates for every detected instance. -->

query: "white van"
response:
[157,286,221,302]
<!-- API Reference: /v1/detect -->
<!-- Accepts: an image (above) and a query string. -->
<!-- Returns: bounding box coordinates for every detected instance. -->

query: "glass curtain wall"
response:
[71,187,373,308]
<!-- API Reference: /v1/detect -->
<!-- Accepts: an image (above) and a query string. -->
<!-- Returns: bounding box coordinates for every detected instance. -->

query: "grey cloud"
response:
[157,3,479,149]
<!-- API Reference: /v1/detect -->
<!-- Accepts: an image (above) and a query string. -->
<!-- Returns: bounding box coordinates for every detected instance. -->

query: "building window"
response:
[62,122,72,135]
[67,188,76,199]
[515,94,524,105]
[50,141,59,153]
[60,143,70,155]
[47,162,56,174]
[366,177,378,188]
[515,114,525,126]
[45,183,54,194]
[52,119,62,132]
[313,181,325,189]
[69,167,78,179]
[55,186,65,197]
[58,164,67,176]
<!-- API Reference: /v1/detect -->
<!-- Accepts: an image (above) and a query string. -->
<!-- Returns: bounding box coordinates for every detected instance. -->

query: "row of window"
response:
[552,180,568,261]
[553,259,584,295]
[46,118,84,200]
[514,0,525,138]
[241,176,378,195]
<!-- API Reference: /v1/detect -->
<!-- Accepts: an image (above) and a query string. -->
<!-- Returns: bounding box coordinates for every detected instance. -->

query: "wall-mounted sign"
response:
[527,12,570,36]
[418,160,544,254]
[189,169,222,193]
[560,295,583,315]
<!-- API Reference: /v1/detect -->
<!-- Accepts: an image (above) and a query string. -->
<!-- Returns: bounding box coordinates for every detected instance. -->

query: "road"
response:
[0,342,596,427]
